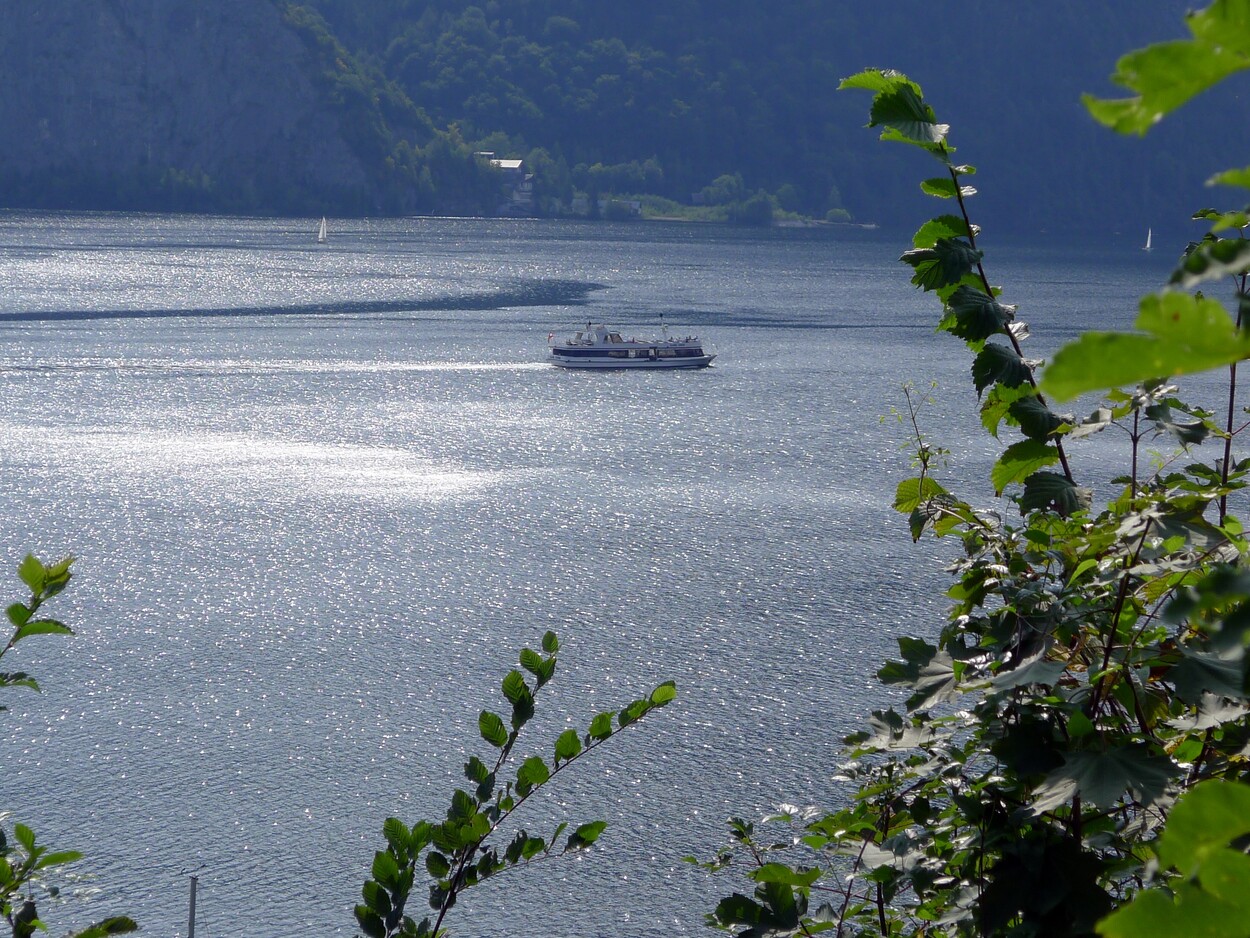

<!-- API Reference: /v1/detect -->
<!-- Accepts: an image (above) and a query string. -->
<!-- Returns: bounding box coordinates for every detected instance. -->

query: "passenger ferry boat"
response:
[548,323,715,369]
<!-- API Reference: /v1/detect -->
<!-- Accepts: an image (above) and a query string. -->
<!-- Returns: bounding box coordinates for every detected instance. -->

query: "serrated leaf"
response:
[554,728,582,763]
[463,756,490,785]
[16,555,44,593]
[893,476,949,513]
[1009,395,1065,441]
[618,698,648,727]
[902,239,982,292]
[478,710,508,748]
[14,620,73,642]
[945,285,1012,343]
[68,917,139,938]
[501,670,529,706]
[1020,471,1090,516]
[541,630,559,653]
[1033,745,1178,814]
[587,712,613,741]
[912,214,971,248]
[425,851,450,878]
[650,681,677,706]
[370,849,401,889]
[990,440,1060,494]
[850,73,950,151]
[971,343,1031,396]
[516,755,550,789]
[980,382,1035,436]
[920,176,959,198]
[567,820,607,849]
[518,647,542,675]
[382,817,409,852]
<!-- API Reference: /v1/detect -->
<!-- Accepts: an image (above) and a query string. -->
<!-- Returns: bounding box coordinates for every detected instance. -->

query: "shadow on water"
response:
[0,279,606,322]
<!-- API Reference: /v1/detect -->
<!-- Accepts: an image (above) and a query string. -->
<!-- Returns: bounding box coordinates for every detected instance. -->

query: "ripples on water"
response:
[0,213,1171,936]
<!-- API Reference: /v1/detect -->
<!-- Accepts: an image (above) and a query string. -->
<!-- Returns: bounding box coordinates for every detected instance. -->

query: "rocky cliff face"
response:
[0,0,389,213]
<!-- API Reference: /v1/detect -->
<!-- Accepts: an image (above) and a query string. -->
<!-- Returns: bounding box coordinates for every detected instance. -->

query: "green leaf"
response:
[893,476,948,513]
[945,285,1012,344]
[618,698,649,727]
[921,176,964,199]
[587,712,613,741]
[554,728,582,763]
[990,652,1066,691]
[567,820,608,849]
[6,603,31,627]
[711,892,766,927]
[1159,780,1250,874]
[1170,650,1246,704]
[516,755,550,790]
[1033,745,1178,813]
[16,555,45,593]
[990,440,1060,494]
[541,630,559,653]
[381,817,409,852]
[67,917,139,938]
[980,382,1035,436]
[501,670,529,706]
[14,620,73,642]
[1020,472,1090,516]
[878,637,958,709]
[971,343,1031,396]
[1171,236,1250,288]
[14,824,35,852]
[518,648,543,675]
[370,849,401,889]
[1208,166,1250,191]
[425,851,450,878]
[1041,292,1250,401]
[1009,395,1065,441]
[650,681,677,706]
[912,214,972,248]
[1083,10,1250,137]
[902,239,982,292]
[751,863,822,888]
[478,710,508,748]
[33,850,83,870]
[840,70,951,151]
[463,756,490,785]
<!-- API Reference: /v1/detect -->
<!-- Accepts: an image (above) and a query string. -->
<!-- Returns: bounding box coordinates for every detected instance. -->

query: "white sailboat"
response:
[1143,228,1152,252]
[317,217,328,244]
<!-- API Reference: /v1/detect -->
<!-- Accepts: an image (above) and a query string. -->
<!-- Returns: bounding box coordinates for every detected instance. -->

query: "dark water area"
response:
[0,212,1190,936]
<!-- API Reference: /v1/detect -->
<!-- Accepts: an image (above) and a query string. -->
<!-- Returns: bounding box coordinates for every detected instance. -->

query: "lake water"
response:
[0,213,1180,936]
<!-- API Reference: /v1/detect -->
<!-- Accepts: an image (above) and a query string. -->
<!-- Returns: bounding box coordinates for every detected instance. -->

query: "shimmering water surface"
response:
[0,214,1173,936]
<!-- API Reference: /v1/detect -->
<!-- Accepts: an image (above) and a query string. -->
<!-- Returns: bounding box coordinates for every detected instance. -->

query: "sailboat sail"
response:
[317,217,328,244]
[1143,228,1152,252]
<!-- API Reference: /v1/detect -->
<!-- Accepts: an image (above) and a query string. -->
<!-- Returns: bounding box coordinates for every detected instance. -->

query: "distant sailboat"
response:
[317,217,328,244]
[1143,228,1152,252]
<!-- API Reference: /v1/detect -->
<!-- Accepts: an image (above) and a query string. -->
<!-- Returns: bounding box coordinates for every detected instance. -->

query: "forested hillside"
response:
[0,1,1244,237]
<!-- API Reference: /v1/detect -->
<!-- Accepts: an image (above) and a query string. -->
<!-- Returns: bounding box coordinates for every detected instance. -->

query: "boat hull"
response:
[550,353,715,369]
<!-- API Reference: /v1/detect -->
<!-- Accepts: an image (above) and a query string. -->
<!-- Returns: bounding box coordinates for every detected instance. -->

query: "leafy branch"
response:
[355,630,675,938]
[0,555,137,938]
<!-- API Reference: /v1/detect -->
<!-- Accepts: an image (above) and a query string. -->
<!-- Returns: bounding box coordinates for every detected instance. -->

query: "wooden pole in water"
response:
[187,874,198,938]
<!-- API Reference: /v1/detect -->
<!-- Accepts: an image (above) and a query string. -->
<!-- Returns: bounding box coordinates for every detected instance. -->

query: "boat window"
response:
[607,350,629,358]
[607,332,623,342]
